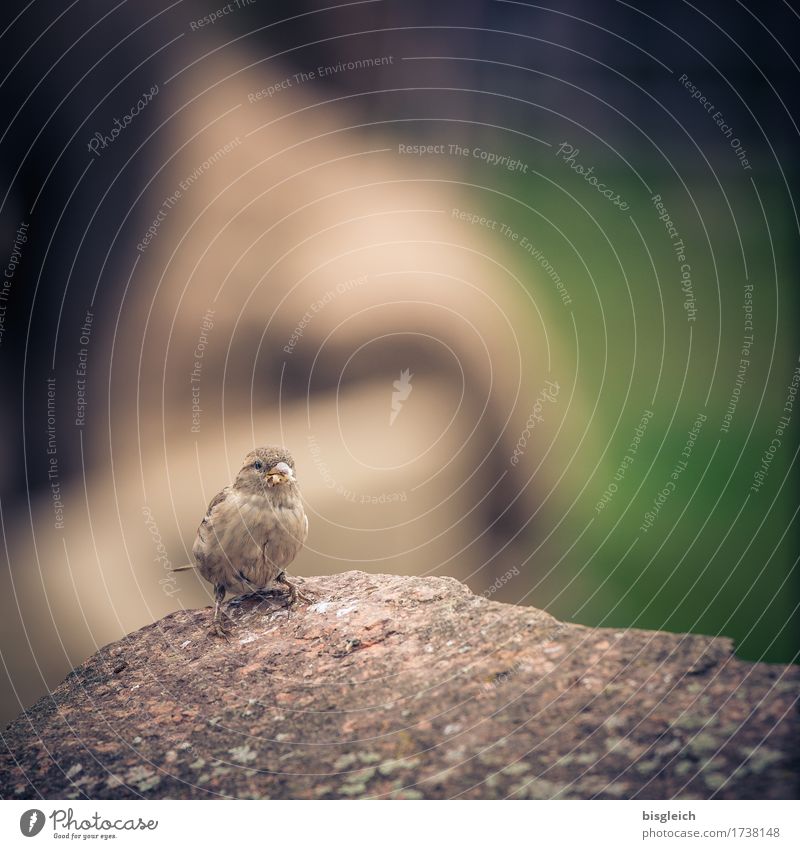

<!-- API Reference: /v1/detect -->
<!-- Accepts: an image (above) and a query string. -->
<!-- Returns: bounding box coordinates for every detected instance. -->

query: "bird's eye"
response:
[253,460,263,470]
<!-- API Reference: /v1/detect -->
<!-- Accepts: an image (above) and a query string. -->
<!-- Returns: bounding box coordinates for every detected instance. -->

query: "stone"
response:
[1,571,797,799]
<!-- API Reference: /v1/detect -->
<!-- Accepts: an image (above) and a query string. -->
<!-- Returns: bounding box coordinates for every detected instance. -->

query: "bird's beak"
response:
[266,462,294,485]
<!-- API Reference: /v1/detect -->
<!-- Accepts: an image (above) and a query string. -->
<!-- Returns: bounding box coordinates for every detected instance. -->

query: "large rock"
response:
[1,571,797,799]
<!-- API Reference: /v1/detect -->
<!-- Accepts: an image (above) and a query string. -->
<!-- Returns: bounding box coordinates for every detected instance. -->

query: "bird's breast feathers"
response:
[200,489,307,550]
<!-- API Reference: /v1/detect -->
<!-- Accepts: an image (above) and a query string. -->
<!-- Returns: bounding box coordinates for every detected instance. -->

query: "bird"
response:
[175,446,310,638]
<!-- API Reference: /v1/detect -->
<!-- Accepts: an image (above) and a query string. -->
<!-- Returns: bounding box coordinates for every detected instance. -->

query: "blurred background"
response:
[0,0,798,726]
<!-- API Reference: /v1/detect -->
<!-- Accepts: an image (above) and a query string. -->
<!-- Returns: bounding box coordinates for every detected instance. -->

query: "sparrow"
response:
[177,446,310,638]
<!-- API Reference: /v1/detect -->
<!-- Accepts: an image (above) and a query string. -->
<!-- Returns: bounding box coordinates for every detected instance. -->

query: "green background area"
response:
[477,151,797,663]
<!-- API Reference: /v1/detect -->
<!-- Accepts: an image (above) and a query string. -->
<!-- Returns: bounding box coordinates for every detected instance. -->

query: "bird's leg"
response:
[276,572,312,607]
[208,583,231,639]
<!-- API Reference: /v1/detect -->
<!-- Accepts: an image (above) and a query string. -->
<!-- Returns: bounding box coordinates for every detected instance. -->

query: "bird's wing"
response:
[197,486,230,536]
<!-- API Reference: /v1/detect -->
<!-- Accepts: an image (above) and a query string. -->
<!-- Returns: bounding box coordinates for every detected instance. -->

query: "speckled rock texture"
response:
[1,571,798,799]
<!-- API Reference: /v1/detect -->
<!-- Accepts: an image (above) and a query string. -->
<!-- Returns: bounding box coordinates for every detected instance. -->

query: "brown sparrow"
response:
[179,446,309,638]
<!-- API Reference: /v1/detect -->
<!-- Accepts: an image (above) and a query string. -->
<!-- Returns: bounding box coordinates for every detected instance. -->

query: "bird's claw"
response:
[276,576,313,610]
[206,582,236,638]
[208,621,231,640]
[293,586,314,605]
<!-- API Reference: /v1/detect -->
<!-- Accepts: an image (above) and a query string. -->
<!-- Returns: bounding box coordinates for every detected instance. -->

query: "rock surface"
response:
[1,571,798,799]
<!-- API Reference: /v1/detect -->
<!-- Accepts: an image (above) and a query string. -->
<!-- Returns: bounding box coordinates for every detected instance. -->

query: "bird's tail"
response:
[170,563,197,573]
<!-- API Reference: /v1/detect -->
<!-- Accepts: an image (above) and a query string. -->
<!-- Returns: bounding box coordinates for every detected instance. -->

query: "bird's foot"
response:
[207,605,234,640]
[277,575,313,608]
[207,619,232,640]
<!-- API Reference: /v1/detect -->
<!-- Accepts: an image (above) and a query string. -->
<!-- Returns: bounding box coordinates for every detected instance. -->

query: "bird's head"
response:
[235,446,298,494]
